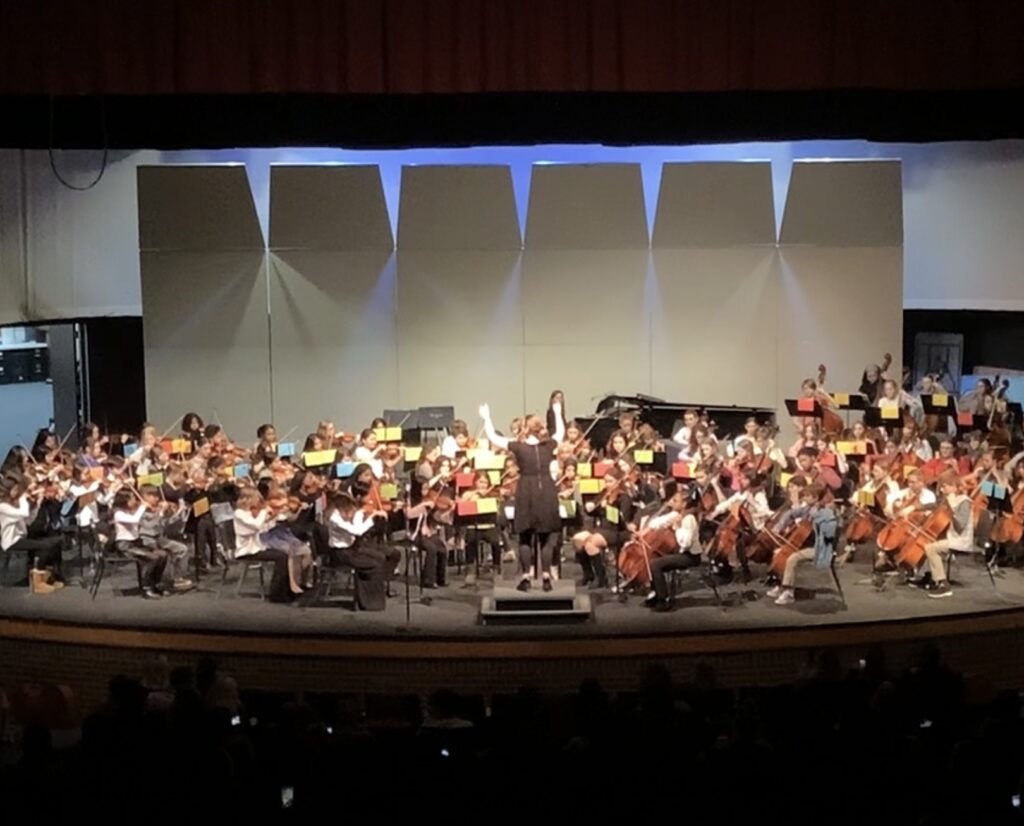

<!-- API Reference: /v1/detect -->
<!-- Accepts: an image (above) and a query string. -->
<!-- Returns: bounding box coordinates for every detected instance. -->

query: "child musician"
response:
[572,467,634,589]
[112,489,170,599]
[135,485,193,592]
[0,475,64,593]
[232,488,303,603]
[767,484,837,606]
[324,491,400,610]
[919,470,973,598]
[460,471,506,580]
[404,486,448,590]
[645,489,704,612]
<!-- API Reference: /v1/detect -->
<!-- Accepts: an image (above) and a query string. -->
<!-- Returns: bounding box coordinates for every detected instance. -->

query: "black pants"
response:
[416,534,447,587]
[192,514,218,566]
[10,535,63,576]
[331,540,401,611]
[241,549,291,602]
[517,529,558,575]
[465,526,502,568]
[117,541,168,589]
[650,552,702,602]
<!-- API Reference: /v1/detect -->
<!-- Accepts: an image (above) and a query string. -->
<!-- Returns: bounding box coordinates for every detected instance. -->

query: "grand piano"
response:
[576,394,776,449]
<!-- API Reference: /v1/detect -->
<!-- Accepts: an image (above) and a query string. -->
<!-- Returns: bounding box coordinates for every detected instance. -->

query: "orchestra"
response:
[0,361,1020,613]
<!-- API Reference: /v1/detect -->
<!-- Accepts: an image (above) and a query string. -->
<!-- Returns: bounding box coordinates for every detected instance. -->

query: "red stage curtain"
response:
[1,0,1021,96]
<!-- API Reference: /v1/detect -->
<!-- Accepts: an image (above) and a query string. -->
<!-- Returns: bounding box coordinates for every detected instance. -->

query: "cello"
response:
[769,517,816,579]
[616,513,681,590]
[893,501,952,572]
[991,485,1024,545]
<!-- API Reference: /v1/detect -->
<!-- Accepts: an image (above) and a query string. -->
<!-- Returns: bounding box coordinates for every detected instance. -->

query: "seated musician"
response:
[441,420,472,459]
[404,483,448,591]
[354,428,385,479]
[842,461,900,563]
[898,422,933,462]
[459,471,505,583]
[767,484,837,606]
[253,423,279,471]
[917,470,973,599]
[792,447,844,495]
[572,467,634,589]
[921,439,972,482]
[323,491,399,610]
[643,490,703,612]
[877,378,921,423]
[708,470,771,578]
[731,417,761,455]
[0,474,64,594]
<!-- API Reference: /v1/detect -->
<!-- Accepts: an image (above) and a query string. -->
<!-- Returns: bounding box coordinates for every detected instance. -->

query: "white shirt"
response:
[946,493,975,551]
[114,505,148,543]
[711,490,771,530]
[647,511,703,556]
[69,481,104,527]
[0,496,36,551]
[889,486,937,518]
[354,446,384,479]
[233,508,272,558]
[327,509,376,549]
[440,435,460,460]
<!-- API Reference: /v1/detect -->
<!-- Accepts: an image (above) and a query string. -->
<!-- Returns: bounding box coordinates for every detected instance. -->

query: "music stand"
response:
[863,407,903,435]
[832,392,868,429]
[921,395,955,417]
[955,413,989,435]
[785,399,822,420]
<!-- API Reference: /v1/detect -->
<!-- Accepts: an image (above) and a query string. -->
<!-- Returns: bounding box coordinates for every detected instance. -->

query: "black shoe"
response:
[421,582,438,590]
[142,587,162,599]
[644,592,658,606]
[654,600,673,613]
[542,577,553,592]
[927,580,953,598]
[516,578,531,593]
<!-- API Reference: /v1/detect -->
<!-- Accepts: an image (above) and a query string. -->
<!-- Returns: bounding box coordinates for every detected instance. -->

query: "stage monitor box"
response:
[418,406,456,430]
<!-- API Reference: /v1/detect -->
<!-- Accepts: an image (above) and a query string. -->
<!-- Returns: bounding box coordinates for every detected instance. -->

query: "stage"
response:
[4,550,1024,709]
[0,552,1021,640]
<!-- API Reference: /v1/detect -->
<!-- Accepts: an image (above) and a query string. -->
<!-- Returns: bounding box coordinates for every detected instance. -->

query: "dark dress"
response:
[509,440,561,534]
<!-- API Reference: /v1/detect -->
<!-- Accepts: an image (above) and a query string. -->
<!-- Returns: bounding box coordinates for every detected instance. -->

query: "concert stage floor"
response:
[0,553,1021,641]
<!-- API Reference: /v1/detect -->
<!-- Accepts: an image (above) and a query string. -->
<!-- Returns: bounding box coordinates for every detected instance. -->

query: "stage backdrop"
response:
[139,161,902,438]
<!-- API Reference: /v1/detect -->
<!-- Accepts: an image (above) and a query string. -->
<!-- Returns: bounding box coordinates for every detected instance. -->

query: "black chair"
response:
[89,536,144,600]
[218,556,274,600]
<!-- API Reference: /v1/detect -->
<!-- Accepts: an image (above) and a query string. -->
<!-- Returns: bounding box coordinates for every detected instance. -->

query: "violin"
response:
[361,480,395,515]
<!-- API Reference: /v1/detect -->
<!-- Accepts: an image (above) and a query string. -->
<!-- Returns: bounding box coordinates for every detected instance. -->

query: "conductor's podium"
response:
[479,578,592,625]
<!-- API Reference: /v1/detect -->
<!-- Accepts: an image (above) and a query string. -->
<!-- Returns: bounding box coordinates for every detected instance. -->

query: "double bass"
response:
[815,364,845,437]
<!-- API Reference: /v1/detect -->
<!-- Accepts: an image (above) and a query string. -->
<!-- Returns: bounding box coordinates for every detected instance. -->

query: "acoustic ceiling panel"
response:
[269,165,393,251]
[397,165,520,250]
[653,162,776,247]
[779,160,903,247]
[524,163,648,249]
[138,165,263,251]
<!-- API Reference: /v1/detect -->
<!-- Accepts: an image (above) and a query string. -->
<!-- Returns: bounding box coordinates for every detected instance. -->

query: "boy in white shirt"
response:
[0,476,64,593]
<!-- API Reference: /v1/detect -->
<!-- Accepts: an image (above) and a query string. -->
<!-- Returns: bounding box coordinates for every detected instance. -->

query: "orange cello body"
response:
[707,505,753,563]
[894,502,952,571]
[991,487,1024,545]
[876,509,928,553]
[769,519,815,578]
[745,507,788,564]
[616,527,680,588]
